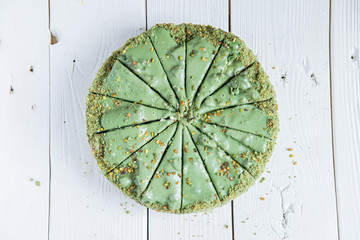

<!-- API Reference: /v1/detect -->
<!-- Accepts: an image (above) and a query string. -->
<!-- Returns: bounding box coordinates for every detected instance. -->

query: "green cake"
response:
[86,23,279,214]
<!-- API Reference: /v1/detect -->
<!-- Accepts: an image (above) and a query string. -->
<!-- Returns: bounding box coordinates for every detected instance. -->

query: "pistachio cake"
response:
[86,23,279,214]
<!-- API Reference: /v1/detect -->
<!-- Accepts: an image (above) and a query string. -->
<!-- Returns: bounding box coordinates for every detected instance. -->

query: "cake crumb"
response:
[35,181,40,186]
[260,177,265,183]
[224,224,229,229]
[260,197,265,201]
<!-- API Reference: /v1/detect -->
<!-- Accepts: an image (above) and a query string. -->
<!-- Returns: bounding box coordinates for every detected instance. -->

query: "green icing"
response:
[149,24,186,103]
[185,24,225,102]
[181,128,220,212]
[187,125,255,201]
[200,104,273,138]
[253,98,279,139]
[86,23,279,214]
[90,61,172,110]
[86,93,172,135]
[89,119,174,173]
[194,34,257,108]
[199,62,275,113]
[118,36,178,109]
[193,121,273,178]
[142,124,183,213]
[107,123,177,201]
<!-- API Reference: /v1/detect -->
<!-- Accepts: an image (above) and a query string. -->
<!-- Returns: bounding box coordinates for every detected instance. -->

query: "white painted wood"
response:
[231,0,339,239]
[0,1,50,239]
[331,0,360,239]
[48,0,147,239]
[4,0,360,239]
[147,1,233,239]
[147,0,229,28]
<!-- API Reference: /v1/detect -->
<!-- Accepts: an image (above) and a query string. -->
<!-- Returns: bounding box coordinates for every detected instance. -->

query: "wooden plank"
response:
[231,0,339,239]
[331,0,360,238]
[48,0,147,239]
[147,0,229,27]
[146,1,233,239]
[0,1,50,239]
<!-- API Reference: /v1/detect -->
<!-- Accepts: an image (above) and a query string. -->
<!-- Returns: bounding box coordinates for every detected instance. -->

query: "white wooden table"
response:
[1,0,359,239]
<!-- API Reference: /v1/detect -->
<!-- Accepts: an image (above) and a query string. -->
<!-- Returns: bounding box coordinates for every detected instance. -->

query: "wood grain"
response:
[331,0,360,239]
[0,1,50,239]
[48,0,147,239]
[231,0,339,239]
[147,1,233,239]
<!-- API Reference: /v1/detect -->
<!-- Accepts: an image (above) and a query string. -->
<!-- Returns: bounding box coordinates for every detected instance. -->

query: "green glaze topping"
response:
[86,23,279,214]
[193,121,273,179]
[193,33,257,108]
[89,119,173,173]
[89,60,173,111]
[182,128,220,212]
[149,24,186,104]
[185,25,225,102]
[200,104,275,139]
[187,125,255,201]
[86,93,173,137]
[106,123,178,201]
[142,125,183,213]
[118,35,178,109]
[199,62,275,113]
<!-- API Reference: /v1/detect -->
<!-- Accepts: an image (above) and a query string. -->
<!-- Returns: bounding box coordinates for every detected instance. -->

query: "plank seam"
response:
[47,0,52,239]
[328,0,341,238]
[145,3,149,239]
[228,1,235,238]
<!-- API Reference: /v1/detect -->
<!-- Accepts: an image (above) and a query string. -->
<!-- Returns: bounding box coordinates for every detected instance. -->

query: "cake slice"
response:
[89,119,174,173]
[198,62,276,113]
[187,125,255,202]
[118,35,178,109]
[200,104,274,138]
[193,122,275,179]
[86,93,173,137]
[185,24,225,102]
[106,123,178,201]
[193,33,257,109]
[89,61,172,110]
[141,125,183,213]
[149,24,186,103]
[181,127,220,213]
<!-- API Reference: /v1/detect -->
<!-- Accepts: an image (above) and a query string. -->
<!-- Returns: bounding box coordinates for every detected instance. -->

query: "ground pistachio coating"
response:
[86,23,279,214]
